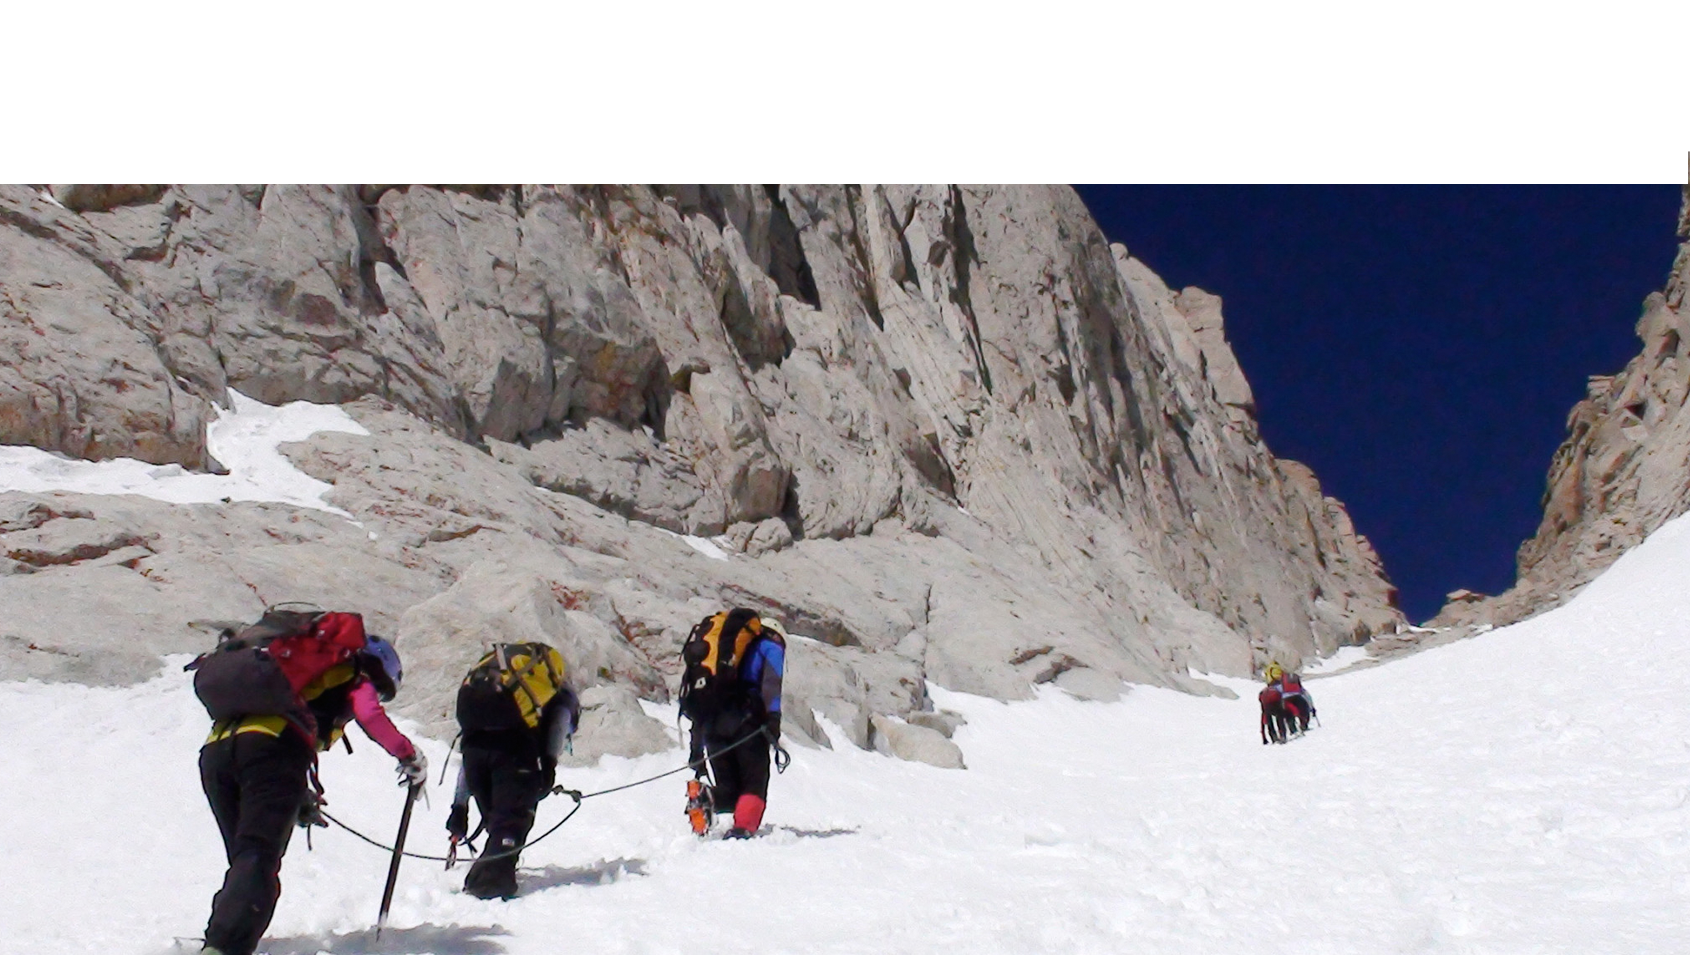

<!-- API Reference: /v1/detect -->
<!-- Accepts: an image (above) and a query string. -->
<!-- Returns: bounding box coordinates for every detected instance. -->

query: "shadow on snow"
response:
[518,856,649,891]
[263,923,510,955]
[775,825,859,839]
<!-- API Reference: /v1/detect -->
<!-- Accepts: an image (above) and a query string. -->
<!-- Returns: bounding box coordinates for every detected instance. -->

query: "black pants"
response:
[461,746,547,899]
[705,732,770,811]
[200,731,313,955]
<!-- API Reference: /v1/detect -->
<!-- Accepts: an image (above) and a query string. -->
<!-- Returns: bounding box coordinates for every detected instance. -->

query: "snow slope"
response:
[8,514,1690,953]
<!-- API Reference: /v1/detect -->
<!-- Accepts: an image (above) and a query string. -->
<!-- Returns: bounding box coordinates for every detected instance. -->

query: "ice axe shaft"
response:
[376,783,420,937]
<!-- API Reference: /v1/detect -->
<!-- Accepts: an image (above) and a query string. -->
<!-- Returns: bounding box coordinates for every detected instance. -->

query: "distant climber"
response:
[1260,661,1316,743]
[1274,666,1315,732]
[446,643,579,900]
[188,607,425,955]
[679,609,788,837]
[1259,684,1293,743]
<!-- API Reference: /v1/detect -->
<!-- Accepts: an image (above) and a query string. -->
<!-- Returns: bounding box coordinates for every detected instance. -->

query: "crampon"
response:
[686,779,712,835]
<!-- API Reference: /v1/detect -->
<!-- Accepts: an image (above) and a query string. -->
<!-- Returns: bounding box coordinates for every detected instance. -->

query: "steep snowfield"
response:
[7,516,1690,952]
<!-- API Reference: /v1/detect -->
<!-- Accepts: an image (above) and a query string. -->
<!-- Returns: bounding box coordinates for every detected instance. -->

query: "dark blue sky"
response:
[1074,186,1683,623]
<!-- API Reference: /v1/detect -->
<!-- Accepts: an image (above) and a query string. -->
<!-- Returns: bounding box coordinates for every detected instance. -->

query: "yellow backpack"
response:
[456,642,567,732]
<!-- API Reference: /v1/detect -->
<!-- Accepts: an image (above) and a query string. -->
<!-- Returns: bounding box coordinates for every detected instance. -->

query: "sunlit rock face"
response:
[1433,187,1690,631]
[1,184,1401,760]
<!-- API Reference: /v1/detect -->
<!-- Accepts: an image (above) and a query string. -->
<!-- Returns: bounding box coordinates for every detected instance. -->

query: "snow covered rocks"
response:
[870,714,965,769]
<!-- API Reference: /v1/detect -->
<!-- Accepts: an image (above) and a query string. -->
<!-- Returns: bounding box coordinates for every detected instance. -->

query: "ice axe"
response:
[376,781,420,938]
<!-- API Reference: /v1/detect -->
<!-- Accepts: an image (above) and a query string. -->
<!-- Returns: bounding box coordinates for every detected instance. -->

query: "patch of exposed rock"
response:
[1432,187,1690,631]
[561,685,674,767]
[0,184,1406,765]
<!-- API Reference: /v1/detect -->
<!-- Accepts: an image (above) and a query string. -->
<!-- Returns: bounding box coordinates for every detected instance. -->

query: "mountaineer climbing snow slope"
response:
[7,507,1690,952]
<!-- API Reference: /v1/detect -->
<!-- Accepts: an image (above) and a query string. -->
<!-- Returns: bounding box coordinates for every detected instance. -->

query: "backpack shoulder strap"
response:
[719,608,762,665]
[541,646,567,685]
[494,644,558,730]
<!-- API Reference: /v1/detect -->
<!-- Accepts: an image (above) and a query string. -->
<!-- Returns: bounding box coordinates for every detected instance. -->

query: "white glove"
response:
[398,752,428,788]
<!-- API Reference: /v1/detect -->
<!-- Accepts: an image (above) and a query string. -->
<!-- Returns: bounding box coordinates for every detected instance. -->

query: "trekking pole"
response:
[376,782,419,938]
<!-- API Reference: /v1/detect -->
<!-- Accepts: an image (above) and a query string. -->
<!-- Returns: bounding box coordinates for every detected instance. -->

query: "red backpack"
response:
[188,604,368,743]
[1280,673,1304,694]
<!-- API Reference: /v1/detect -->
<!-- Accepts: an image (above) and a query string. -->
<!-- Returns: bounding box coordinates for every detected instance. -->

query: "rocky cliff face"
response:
[0,184,1401,758]
[1433,187,1690,631]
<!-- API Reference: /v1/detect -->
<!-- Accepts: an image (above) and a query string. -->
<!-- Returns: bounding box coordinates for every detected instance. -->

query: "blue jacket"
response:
[741,638,784,715]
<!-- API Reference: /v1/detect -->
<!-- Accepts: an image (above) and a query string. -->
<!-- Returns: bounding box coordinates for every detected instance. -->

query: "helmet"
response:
[760,617,789,640]
[1264,662,1284,683]
[363,636,403,702]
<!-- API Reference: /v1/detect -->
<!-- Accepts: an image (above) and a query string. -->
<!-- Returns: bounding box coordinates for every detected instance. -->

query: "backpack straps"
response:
[506,645,551,724]
[717,608,762,669]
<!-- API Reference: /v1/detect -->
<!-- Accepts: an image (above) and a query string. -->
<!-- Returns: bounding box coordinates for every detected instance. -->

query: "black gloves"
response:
[446,802,469,840]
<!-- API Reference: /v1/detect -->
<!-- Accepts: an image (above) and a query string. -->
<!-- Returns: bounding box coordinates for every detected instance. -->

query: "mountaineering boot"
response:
[686,779,712,835]
[463,834,523,900]
[724,827,755,839]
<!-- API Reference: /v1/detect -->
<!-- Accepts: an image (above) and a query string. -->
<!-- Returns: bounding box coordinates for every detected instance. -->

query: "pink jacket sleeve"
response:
[350,680,416,761]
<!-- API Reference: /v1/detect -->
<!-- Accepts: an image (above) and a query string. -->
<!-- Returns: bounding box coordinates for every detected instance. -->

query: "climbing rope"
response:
[320,727,772,864]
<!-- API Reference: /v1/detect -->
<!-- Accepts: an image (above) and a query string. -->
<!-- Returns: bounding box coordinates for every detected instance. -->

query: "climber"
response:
[1276,668,1316,732]
[191,609,425,955]
[446,643,580,900]
[679,609,787,838]
[1258,683,1292,744]
[1259,661,1315,741]
[1264,662,1316,731]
